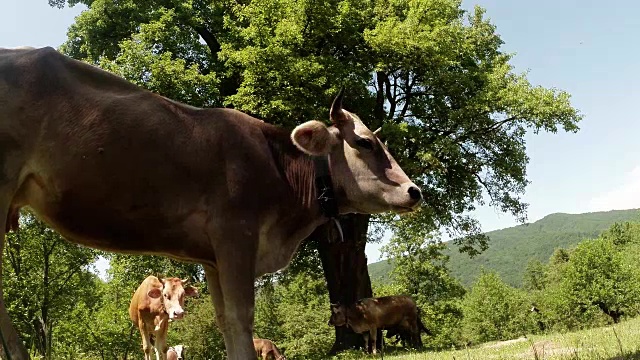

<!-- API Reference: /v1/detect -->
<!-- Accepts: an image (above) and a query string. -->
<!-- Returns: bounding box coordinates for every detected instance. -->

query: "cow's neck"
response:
[260,123,345,245]
[261,123,338,218]
[313,155,344,241]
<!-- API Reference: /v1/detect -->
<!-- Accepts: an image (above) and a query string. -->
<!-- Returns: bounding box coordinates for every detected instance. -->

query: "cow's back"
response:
[361,295,418,327]
[0,47,287,263]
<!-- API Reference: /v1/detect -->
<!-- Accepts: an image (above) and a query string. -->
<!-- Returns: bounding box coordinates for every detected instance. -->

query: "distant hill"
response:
[368,208,640,288]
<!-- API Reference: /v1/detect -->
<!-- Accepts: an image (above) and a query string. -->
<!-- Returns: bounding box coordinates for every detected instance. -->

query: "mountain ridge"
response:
[368,208,640,287]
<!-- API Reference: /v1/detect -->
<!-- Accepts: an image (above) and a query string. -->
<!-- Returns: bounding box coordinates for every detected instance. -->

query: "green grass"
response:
[334,316,640,360]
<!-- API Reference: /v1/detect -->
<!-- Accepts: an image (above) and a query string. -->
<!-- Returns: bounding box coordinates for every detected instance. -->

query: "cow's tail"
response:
[416,307,432,336]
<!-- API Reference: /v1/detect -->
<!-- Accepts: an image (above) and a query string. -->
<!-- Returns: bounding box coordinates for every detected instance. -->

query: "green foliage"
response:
[61,279,139,359]
[520,220,640,334]
[169,296,226,360]
[254,276,285,342]
[276,274,334,359]
[97,8,220,108]
[252,272,334,360]
[564,239,640,320]
[461,270,536,343]
[522,259,547,292]
[3,211,100,359]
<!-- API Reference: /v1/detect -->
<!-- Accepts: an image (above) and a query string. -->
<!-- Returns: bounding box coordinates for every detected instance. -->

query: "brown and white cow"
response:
[253,338,286,360]
[129,276,197,360]
[0,46,422,360]
[328,295,423,354]
[167,345,186,360]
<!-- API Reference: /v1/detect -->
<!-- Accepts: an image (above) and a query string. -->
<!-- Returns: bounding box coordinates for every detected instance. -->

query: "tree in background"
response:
[519,222,640,333]
[461,270,535,344]
[3,211,100,359]
[48,0,582,352]
[522,259,547,292]
[561,238,640,326]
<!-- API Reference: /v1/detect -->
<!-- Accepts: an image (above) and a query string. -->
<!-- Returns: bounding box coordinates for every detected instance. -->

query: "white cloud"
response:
[588,166,640,212]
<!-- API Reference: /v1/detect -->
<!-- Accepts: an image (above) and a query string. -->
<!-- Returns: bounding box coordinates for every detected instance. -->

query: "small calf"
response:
[167,345,185,360]
[253,338,286,360]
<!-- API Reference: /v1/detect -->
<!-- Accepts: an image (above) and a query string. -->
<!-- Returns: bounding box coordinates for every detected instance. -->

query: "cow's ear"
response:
[147,288,162,299]
[291,120,339,156]
[184,286,198,297]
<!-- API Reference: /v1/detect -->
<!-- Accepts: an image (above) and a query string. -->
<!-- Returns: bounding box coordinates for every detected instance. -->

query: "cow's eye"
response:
[355,138,374,150]
[164,294,170,300]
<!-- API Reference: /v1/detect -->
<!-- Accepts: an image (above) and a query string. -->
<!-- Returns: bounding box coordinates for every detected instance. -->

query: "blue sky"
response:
[2,0,639,268]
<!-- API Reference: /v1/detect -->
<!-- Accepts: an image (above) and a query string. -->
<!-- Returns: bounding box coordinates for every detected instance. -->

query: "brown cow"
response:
[167,345,186,360]
[253,338,286,360]
[129,276,197,360]
[328,295,423,354]
[0,46,422,360]
[385,314,431,347]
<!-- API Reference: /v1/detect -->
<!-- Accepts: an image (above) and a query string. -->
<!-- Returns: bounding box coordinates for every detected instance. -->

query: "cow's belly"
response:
[14,171,216,262]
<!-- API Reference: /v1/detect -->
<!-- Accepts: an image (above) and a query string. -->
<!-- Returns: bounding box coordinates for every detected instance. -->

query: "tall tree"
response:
[50,0,582,353]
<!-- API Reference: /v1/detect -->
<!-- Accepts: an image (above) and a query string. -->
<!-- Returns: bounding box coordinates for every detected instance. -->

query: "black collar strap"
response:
[313,156,344,242]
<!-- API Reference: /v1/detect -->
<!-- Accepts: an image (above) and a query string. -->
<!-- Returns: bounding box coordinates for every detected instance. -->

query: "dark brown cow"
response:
[129,276,197,360]
[253,338,286,360]
[385,311,431,347]
[0,46,422,360]
[328,295,423,354]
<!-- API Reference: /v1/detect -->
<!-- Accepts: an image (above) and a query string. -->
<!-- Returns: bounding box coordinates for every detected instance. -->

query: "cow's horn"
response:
[373,127,382,135]
[181,277,189,285]
[330,87,346,124]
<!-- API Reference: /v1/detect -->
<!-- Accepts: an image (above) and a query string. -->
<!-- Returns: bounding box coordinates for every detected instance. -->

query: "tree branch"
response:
[383,76,396,118]
[374,72,386,123]
[192,24,221,56]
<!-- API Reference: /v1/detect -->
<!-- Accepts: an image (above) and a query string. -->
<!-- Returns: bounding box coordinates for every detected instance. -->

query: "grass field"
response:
[335,317,640,360]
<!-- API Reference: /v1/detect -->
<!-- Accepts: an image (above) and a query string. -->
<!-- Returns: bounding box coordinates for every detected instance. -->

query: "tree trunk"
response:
[315,213,380,354]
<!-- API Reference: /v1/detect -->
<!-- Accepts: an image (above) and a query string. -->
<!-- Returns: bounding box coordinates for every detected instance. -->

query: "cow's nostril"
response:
[408,186,422,201]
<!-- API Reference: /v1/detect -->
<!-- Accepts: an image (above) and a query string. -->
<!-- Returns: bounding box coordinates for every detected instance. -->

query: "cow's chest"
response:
[255,234,300,276]
[254,215,323,276]
[348,314,374,334]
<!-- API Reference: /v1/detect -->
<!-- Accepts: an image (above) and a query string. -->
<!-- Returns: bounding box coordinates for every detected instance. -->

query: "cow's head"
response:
[147,278,198,320]
[291,89,423,214]
[328,303,347,327]
[173,344,185,359]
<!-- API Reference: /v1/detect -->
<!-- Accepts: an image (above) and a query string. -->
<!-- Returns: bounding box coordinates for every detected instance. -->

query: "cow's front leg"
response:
[154,332,168,360]
[138,320,154,360]
[206,223,258,360]
[154,318,169,360]
[362,332,370,354]
[370,328,378,355]
[204,266,231,353]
